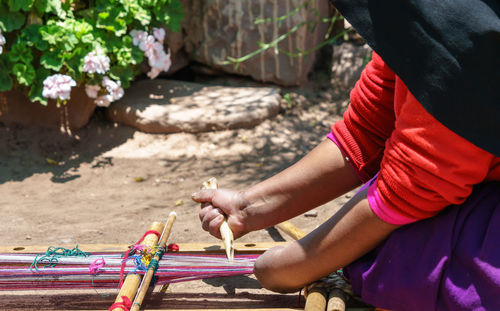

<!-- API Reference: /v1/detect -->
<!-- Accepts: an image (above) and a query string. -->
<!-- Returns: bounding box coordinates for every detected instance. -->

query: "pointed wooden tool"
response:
[201,177,234,262]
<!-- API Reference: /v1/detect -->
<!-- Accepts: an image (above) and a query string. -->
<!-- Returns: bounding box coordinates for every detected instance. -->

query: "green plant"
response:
[0,0,184,107]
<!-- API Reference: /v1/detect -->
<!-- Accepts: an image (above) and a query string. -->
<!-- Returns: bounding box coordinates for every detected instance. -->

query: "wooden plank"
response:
[0,242,288,254]
[137,309,303,311]
[134,309,372,311]
[0,291,302,310]
[0,292,373,311]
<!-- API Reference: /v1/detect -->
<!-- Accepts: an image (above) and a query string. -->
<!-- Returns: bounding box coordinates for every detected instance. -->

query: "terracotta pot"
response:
[0,86,96,130]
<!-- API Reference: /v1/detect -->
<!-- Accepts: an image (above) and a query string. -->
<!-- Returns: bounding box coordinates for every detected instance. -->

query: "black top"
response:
[331,0,500,156]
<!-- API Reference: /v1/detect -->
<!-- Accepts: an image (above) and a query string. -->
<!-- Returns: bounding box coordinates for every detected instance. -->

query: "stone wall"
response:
[167,0,332,86]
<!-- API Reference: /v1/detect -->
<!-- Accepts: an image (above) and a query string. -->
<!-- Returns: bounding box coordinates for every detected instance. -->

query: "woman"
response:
[192,1,500,309]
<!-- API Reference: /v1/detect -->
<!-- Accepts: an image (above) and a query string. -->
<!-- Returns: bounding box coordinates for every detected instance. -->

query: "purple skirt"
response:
[345,182,500,311]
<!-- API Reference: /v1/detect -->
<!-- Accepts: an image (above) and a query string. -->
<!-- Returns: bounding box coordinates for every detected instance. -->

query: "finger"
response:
[201,208,224,232]
[191,189,216,203]
[199,205,212,222]
[208,214,224,239]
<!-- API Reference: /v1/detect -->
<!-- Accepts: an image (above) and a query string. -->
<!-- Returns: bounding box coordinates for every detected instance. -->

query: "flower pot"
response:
[0,86,96,131]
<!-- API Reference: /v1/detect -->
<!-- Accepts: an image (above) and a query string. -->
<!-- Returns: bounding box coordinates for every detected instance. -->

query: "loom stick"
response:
[201,177,234,262]
[110,221,165,311]
[326,288,348,311]
[0,242,286,254]
[131,211,177,311]
[275,221,306,241]
[305,288,328,311]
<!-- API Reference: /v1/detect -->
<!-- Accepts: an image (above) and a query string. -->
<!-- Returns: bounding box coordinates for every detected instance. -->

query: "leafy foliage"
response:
[0,0,184,105]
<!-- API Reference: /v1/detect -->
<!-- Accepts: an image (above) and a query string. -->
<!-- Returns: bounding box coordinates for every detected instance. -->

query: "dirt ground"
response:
[0,68,369,309]
[0,65,356,246]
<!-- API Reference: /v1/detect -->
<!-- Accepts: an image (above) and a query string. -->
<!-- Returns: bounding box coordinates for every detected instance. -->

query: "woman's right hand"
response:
[191,188,250,240]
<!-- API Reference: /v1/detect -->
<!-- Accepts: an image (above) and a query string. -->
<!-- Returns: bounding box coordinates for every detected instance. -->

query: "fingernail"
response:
[191,192,198,200]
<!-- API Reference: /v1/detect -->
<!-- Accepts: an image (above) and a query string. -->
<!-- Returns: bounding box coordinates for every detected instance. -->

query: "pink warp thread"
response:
[89,257,106,274]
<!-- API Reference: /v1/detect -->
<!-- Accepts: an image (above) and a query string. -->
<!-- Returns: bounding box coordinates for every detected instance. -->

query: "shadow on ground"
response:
[0,110,135,184]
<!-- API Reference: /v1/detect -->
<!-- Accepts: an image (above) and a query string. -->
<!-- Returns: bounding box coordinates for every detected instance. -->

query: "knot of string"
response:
[119,230,161,287]
[89,257,106,274]
[108,295,132,311]
[167,243,179,252]
[30,245,89,272]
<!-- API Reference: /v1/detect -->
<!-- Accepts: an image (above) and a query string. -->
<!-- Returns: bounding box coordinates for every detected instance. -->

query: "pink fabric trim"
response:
[327,132,366,183]
[328,130,419,225]
[367,181,419,225]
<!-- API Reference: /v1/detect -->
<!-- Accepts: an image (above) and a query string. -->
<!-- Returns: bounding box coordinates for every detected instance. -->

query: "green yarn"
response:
[147,246,166,286]
[148,259,160,272]
[147,246,166,273]
[30,244,90,272]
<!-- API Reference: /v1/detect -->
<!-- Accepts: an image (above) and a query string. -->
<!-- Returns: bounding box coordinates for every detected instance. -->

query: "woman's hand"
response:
[191,188,250,239]
[191,139,362,242]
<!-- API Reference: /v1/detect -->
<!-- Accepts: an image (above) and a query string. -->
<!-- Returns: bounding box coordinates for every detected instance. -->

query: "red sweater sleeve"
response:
[331,52,500,224]
[373,79,498,223]
[332,52,396,182]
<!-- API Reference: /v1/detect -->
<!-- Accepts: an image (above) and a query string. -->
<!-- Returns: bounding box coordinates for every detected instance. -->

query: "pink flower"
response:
[153,27,166,43]
[130,30,148,46]
[102,76,124,101]
[85,84,100,99]
[83,50,110,74]
[42,74,76,100]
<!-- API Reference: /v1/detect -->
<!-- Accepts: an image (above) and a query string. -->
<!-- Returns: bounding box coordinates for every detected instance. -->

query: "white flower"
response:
[85,84,100,99]
[95,95,113,107]
[153,27,166,43]
[102,76,124,101]
[42,74,76,101]
[138,35,155,52]
[93,77,124,107]
[0,31,5,55]
[147,67,163,80]
[130,30,148,46]
[83,50,110,74]
[131,29,172,80]
[146,45,171,79]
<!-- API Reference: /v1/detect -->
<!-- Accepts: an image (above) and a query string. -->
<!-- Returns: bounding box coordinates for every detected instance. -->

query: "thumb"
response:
[191,189,216,203]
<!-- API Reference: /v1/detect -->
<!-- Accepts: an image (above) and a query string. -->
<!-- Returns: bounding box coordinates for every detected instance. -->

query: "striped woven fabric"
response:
[0,252,257,290]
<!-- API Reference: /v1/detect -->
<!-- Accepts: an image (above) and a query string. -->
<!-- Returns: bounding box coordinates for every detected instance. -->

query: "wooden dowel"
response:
[201,177,234,261]
[326,288,347,311]
[304,288,327,311]
[275,221,306,240]
[110,221,165,311]
[131,211,177,311]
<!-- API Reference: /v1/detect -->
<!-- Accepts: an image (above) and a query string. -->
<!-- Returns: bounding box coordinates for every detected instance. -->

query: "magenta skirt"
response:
[344,182,500,310]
